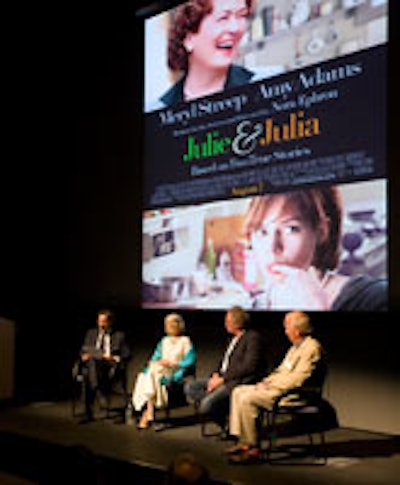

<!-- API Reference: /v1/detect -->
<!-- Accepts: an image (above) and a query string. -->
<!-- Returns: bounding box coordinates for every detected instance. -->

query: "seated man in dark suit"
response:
[77,308,130,422]
[184,306,264,435]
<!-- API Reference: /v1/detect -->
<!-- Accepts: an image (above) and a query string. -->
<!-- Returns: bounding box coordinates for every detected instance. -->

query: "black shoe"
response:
[97,393,108,409]
[153,421,173,432]
[218,430,236,441]
[78,414,94,425]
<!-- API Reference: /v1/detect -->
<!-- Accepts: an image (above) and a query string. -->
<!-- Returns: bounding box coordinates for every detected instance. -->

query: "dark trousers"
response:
[81,358,117,417]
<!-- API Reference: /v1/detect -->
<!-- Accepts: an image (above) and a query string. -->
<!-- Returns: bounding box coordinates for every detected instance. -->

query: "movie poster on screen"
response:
[143,0,388,210]
[141,0,388,311]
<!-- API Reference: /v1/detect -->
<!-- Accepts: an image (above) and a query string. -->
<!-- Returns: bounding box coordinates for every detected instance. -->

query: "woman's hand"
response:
[157,359,175,367]
[267,264,330,310]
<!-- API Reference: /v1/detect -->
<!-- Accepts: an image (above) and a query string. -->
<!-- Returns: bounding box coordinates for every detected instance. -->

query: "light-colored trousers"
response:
[229,384,282,446]
[132,361,172,411]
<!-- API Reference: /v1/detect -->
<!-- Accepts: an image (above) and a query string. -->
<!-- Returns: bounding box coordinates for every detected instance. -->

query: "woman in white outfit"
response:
[132,313,196,429]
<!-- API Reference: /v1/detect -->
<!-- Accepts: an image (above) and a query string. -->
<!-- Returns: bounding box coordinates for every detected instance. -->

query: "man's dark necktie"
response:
[98,332,105,352]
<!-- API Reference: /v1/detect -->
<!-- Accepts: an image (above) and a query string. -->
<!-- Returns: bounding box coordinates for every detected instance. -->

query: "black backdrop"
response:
[0,1,398,403]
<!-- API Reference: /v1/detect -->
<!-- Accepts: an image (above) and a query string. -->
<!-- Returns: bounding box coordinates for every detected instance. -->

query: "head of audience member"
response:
[225,305,249,336]
[165,313,186,337]
[165,451,211,484]
[96,309,114,333]
[59,445,106,485]
[284,311,312,345]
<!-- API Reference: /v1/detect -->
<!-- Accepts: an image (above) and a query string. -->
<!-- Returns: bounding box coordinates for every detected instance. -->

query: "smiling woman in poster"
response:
[243,185,388,311]
[146,0,282,112]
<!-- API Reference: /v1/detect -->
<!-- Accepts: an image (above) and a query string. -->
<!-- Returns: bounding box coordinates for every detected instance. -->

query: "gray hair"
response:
[286,311,313,335]
[228,306,249,330]
[165,312,186,334]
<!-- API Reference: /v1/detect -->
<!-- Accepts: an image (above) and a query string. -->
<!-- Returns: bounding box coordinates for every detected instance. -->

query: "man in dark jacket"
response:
[184,306,264,434]
[77,308,130,422]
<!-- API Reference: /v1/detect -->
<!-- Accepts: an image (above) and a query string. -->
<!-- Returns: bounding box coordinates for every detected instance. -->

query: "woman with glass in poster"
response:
[243,185,388,311]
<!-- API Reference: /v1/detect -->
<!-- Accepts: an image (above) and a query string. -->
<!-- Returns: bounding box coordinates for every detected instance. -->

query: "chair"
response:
[71,358,129,422]
[196,401,229,439]
[259,358,338,464]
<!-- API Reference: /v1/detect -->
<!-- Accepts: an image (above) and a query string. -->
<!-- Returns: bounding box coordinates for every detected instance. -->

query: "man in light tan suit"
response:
[226,310,322,463]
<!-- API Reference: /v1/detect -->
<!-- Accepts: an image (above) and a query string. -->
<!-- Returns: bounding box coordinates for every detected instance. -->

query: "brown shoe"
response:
[228,447,264,464]
[224,443,248,455]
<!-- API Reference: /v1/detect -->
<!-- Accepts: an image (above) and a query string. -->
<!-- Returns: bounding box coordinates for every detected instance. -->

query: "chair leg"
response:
[71,378,86,418]
[265,410,275,459]
[106,394,111,419]
[153,405,173,432]
[193,401,208,437]
[267,418,327,465]
[317,431,327,464]
[199,414,228,438]
[306,431,327,464]
[99,389,125,422]
[200,417,218,437]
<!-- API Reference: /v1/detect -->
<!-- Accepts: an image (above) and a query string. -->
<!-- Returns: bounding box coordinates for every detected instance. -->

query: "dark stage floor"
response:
[1,400,400,484]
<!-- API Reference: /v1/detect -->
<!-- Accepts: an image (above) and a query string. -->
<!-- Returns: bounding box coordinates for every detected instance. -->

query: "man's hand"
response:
[207,373,224,392]
[255,381,269,390]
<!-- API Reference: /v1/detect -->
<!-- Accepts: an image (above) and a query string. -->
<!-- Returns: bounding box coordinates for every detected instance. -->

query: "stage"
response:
[0,399,399,484]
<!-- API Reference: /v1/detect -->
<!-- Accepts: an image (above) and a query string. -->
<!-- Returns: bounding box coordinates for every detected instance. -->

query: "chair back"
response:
[183,363,196,380]
[301,355,327,397]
